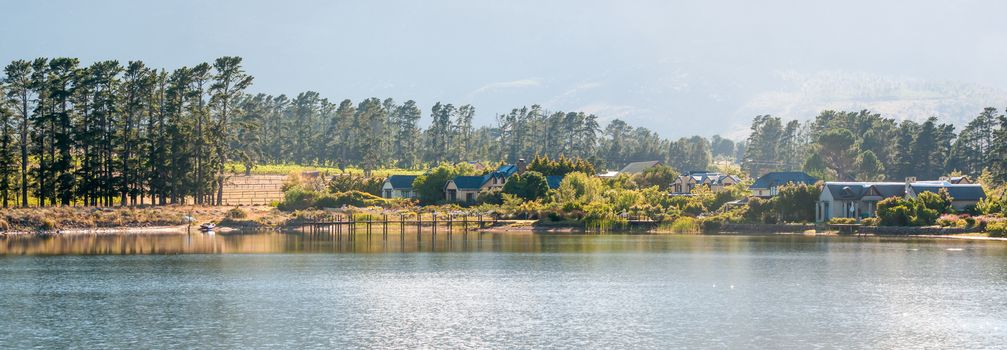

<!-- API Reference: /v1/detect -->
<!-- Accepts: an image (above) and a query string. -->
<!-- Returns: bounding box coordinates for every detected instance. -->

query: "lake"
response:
[1,232,1005,348]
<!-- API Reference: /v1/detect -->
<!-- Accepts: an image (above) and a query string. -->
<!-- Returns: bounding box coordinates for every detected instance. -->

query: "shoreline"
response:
[5,226,1000,243]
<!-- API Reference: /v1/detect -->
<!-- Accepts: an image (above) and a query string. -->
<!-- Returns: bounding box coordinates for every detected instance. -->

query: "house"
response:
[816,182,905,222]
[443,163,520,203]
[940,176,972,184]
[466,161,487,171]
[671,171,741,194]
[596,171,620,178]
[381,175,418,199]
[546,175,564,190]
[906,183,986,210]
[749,171,818,198]
[816,178,986,222]
[619,161,661,175]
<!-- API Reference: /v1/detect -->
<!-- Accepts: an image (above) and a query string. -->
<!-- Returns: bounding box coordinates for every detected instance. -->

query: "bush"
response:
[666,216,700,233]
[964,216,977,228]
[861,217,879,226]
[502,171,550,201]
[936,214,959,227]
[876,196,941,226]
[987,221,1007,237]
[315,191,386,208]
[226,207,248,219]
[828,217,856,225]
[682,201,706,217]
[278,186,320,211]
[743,197,778,224]
[634,165,677,190]
[328,174,385,196]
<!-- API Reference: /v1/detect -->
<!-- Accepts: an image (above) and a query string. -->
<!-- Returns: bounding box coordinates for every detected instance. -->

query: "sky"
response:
[3,0,1007,139]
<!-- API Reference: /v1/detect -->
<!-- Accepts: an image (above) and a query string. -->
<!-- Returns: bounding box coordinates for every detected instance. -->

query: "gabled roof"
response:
[386,175,418,190]
[619,161,661,174]
[451,176,487,190]
[749,171,817,190]
[825,183,870,200]
[546,175,564,189]
[496,164,518,177]
[871,183,906,198]
[910,184,986,201]
[824,182,905,201]
[686,171,738,186]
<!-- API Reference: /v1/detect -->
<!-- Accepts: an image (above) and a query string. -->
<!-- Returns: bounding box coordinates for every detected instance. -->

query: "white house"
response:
[381,175,418,199]
[816,178,986,222]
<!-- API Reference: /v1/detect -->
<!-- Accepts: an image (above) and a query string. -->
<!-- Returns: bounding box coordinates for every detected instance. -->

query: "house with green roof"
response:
[381,175,418,199]
[749,171,818,198]
[444,164,519,203]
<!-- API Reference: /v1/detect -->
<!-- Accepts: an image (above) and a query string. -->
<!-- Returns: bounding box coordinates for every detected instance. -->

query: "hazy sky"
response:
[4,0,1007,138]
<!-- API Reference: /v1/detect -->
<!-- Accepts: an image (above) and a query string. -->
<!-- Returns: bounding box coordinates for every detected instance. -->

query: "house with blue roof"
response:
[444,163,523,203]
[546,175,564,190]
[381,175,418,199]
[749,171,818,198]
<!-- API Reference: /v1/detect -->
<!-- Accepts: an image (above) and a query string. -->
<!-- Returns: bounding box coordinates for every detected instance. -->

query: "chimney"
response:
[517,158,527,174]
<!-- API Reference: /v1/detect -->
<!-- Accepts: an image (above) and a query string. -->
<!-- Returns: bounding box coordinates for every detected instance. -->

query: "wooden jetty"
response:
[293,212,497,239]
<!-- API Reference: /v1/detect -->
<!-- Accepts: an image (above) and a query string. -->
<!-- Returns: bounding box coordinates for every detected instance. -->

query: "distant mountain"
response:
[468,69,1007,141]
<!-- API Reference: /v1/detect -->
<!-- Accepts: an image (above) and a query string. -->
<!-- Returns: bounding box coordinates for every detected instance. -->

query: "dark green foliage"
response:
[775,183,818,222]
[876,196,943,226]
[328,174,385,196]
[743,197,778,224]
[667,136,711,173]
[502,171,549,201]
[634,165,677,190]
[279,188,385,210]
[411,163,475,205]
[526,155,595,176]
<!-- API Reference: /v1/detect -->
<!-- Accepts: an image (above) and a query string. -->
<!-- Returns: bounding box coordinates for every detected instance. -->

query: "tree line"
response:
[742,109,1007,184]
[1,57,252,207]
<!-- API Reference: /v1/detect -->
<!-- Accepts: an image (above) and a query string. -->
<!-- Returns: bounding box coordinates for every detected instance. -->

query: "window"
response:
[384,189,392,198]
[466,193,474,202]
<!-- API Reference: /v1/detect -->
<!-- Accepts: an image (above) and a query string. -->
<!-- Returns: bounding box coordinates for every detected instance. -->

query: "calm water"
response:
[1,232,1005,349]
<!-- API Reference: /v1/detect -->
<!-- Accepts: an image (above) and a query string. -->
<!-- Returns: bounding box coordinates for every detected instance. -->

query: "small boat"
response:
[199,223,216,231]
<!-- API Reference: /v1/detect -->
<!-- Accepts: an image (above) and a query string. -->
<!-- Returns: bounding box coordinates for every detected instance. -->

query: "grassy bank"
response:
[0,205,289,233]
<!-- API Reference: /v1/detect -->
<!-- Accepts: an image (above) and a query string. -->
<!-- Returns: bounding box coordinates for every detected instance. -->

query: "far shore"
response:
[6,225,1004,244]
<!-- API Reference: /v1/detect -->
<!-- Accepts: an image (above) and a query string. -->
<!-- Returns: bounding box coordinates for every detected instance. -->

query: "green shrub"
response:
[682,201,706,217]
[700,218,724,232]
[861,217,879,226]
[828,217,856,225]
[877,196,941,226]
[278,186,320,211]
[328,174,385,196]
[315,191,386,208]
[986,221,1007,237]
[964,216,977,228]
[667,216,700,233]
[502,171,550,201]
